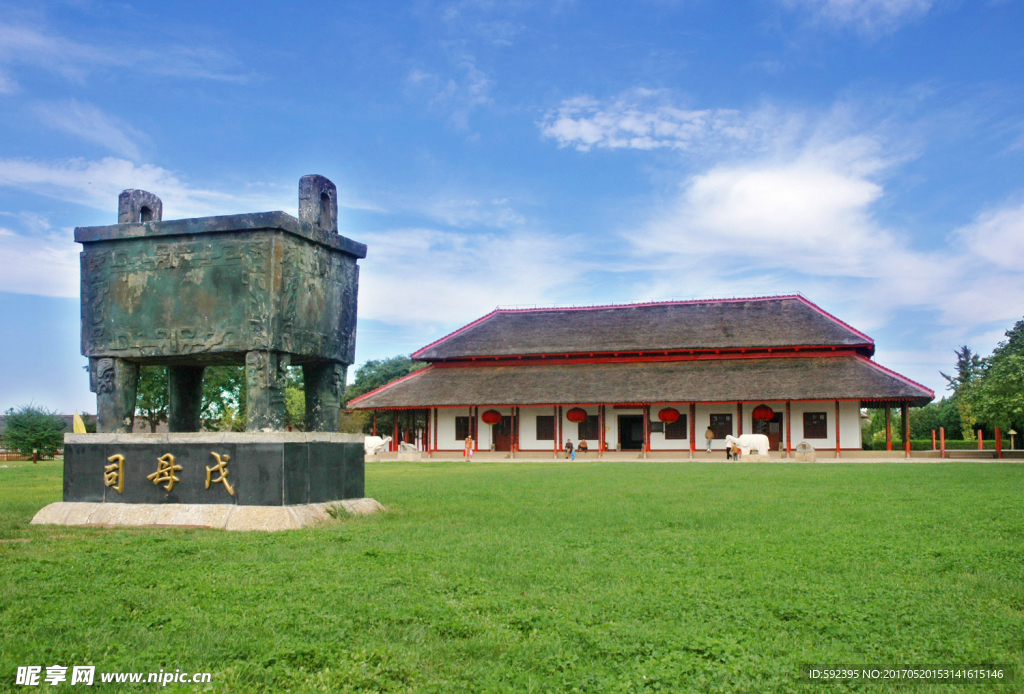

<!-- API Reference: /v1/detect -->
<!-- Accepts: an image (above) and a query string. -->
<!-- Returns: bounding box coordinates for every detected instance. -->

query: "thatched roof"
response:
[348,355,933,409]
[413,296,873,360]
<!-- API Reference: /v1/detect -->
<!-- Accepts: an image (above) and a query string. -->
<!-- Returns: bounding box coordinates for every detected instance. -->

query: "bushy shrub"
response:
[2,405,66,457]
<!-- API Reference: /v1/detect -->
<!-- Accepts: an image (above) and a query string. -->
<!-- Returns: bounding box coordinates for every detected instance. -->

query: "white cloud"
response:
[357,227,582,326]
[778,0,935,34]
[954,200,1024,271]
[0,68,16,94]
[0,21,253,87]
[0,157,295,220]
[420,196,525,228]
[407,53,493,129]
[624,137,1021,329]
[32,100,147,160]
[0,225,79,298]
[540,90,798,154]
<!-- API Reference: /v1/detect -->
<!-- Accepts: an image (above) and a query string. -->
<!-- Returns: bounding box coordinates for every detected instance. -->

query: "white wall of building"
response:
[519,406,556,451]
[787,401,862,450]
[647,404,689,451]
[428,400,862,452]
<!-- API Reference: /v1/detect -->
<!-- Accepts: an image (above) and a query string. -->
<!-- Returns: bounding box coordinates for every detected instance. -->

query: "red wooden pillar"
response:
[553,405,558,458]
[978,430,983,450]
[474,406,479,452]
[689,402,696,459]
[785,401,792,458]
[902,402,910,458]
[372,411,377,437]
[996,427,1003,458]
[643,404,650,458]
[931,429,936,451]
[599,404,606,458]
[557,407,565,456]
[404,410,411,443]
[392,415,398,452]
[512,406,519,458]
[737,402,743,436]
[939,426,945,459]
[885,406,892,451]
[835,400,841,458]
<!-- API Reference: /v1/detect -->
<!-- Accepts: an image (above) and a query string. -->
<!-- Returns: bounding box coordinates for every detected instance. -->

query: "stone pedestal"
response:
[60,432,365,506]
[32,498,383,531]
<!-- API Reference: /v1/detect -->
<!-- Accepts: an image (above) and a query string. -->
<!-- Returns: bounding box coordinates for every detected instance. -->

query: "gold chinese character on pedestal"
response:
[147,453,182,492]
[206,452,235,496]
[104,454,124,493]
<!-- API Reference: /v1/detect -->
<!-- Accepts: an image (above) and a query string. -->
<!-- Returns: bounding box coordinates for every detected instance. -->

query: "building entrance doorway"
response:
[618,415,644,450]
[752,412,784,451]
[493,415,514,451]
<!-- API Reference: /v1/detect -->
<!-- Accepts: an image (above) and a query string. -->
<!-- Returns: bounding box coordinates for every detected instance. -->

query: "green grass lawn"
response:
[1,460,1022,693]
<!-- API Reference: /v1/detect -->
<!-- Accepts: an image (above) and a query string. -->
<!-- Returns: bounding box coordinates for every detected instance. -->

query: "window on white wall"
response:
[665,416,687,439]
[578,415,599,440]
[536,416,554,441]
[803,412,827,439]
[709,414,732,439]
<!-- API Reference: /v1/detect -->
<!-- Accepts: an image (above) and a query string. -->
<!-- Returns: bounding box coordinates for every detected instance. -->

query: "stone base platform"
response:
[31,498,384,532]
[64,432,364,505]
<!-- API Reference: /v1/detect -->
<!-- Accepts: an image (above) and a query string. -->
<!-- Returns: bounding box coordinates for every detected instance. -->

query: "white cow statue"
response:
[725,434,770,457]
[364,435,393,456]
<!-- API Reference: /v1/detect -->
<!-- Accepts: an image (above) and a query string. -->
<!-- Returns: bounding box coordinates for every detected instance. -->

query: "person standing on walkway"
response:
[705,426,714,453]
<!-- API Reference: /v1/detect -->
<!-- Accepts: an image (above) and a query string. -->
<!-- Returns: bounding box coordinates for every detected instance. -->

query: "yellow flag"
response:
[73,411,86,434]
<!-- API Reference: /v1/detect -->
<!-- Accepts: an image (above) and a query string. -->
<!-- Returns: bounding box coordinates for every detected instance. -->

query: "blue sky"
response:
[1,0,1022,413]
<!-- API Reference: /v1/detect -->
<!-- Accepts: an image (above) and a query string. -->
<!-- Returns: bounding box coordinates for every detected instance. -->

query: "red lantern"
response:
[566,407,588,423]
[481,409,502,425]
[751,405,775,421]
[658,407,680,423]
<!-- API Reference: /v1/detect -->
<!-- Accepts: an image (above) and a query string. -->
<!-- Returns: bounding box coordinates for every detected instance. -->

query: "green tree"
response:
[964,318,1024,434]
[940,345,983,441]
[284,367,305,431]
[2,405,66,458]
[201,366,246,431]
[908,398,961,440]
[865,408,902,449]
[967,354,1024,432]
[135,366,169,432]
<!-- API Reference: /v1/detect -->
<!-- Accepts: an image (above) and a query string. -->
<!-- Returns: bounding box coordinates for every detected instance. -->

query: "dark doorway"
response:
[752,412,784,451]
[494,415,514,451]
[618,415,644,450]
